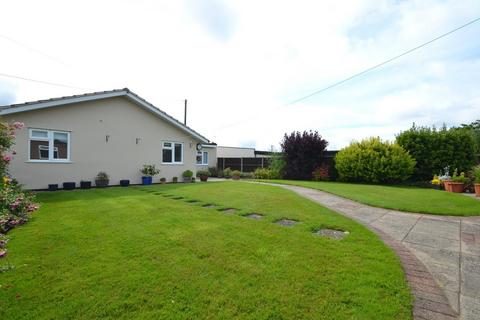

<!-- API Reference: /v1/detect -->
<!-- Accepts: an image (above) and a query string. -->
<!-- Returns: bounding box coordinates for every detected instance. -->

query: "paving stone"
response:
[460,295,480,320]
[411,218,460,241]
[245,213,263,220]
[404,232,460,251]
[314,228,349,240]
[275,219,298,227]
[461,254,480,298]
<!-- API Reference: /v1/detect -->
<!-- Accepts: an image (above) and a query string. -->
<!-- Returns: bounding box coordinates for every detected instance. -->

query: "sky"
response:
[0,0,479,150]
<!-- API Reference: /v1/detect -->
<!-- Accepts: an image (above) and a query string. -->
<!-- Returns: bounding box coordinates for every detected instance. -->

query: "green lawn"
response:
[261,180,480,216]
[0,182,411,319]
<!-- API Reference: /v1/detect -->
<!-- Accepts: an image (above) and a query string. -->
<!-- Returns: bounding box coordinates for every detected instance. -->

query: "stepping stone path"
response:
[276,219,298,227]
[220,208,237,214]
[245,213,263,220]
[315,228,349,240]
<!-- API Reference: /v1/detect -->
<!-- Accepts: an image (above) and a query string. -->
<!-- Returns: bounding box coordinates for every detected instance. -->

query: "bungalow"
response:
[0,88,217,189]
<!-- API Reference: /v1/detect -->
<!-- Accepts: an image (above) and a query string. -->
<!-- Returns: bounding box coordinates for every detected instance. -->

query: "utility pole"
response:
[184,99,187,125]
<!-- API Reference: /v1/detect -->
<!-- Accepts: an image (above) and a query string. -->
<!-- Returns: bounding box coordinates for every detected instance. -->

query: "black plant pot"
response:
[80,181,91,189]
[63,182,76,190]
[48,184,58,191]
[120,179,130,187]
[95,179,109,188]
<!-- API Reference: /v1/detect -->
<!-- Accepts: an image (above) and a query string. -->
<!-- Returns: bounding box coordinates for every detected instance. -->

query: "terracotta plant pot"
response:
[475,183,480,197]
[449,182,464,193]
[443,180,452,192]
[232,175,240,180]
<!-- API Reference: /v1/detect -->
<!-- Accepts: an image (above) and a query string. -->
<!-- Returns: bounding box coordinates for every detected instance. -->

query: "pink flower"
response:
[3,155,12,162]
[12,122,25,129]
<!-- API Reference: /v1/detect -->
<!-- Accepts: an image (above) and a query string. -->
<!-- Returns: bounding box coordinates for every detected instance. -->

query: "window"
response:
[162,142,183,164]
[196,151,209,165]
[29,129,70,162]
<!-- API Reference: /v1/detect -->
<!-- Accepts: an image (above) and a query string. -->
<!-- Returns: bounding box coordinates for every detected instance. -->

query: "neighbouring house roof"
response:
[0,88,213,144]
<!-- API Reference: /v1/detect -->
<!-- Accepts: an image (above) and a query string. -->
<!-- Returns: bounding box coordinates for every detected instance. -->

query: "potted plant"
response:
[120,180,130,187]
[438,166,451,191]
[63,182,76,190]
[430,175,440,190]
[473,165,480,197]
[232,170,241,180]
[196,170,210,182]
[80,180,91,189]
[223,168,232,179]
[140,164,160,185]
[95,172,110,188]
[450,169,466,193]
[191,177,196,183]
[160,177,166,184]
[48,184,58,191]
[172,177,178,183]
[182,170,193,183]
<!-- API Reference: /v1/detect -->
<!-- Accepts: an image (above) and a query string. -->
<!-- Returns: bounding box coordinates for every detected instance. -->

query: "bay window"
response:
[29,129,70,162]
[162,141,183,164]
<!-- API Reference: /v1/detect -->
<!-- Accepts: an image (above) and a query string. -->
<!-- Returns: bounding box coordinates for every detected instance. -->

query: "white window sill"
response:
[161,162,184,165]
[196,164,208,166]
[26,160,73,164]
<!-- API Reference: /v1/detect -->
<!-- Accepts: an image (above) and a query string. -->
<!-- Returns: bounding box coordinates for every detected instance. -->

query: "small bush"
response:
[140,164,160,177]
[96,171,109,181]
[232,170,241,178]
[335,137,416,183]
[240,172,253,179]
[172,177,178,183]
[223,168,232,178]
[208,167,219,177]
[253,168,273,179]
[196,170,210,177]
[312,164,330,181]
[182,170,193,178]
[269,154,285,179]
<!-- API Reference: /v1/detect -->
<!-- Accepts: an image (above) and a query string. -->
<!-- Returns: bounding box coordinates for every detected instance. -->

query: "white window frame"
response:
[196,151,208,165]
[28,129,71,162]
[162,141,183,164]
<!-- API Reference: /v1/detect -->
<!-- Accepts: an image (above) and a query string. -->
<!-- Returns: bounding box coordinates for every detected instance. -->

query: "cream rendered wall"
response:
[3,97,212,189]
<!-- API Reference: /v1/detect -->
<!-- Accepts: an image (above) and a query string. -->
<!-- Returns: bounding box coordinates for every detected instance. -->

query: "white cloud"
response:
[0,0,479,150]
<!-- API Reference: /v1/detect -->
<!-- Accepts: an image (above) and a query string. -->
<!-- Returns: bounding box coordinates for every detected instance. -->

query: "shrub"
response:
[0,180,38,234]
[335,137,416,183]
[223,168,232,178]
[232,170,241,177]
[96,171,109,181]
[196,170,210,177]
[208,167,219,177]
[472,165,480,183]
[253,168,273,179]
[172,177,178,183]
[281,131,328,180]
[312,164,330,181]
[268,154,286,179]
[240,172,253,179]
[396,124,476,180]
[182,170,193,178]
[140,164,160,177]
[451,169,467,183]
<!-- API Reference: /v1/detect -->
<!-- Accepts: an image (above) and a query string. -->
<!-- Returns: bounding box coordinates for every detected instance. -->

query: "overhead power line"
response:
[286,16,480,105]
[0,72,91,90]
[212,15,480,133]
[0,34,67,65]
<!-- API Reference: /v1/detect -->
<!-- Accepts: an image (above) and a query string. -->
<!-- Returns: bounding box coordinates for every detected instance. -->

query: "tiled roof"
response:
[0,88,213,144]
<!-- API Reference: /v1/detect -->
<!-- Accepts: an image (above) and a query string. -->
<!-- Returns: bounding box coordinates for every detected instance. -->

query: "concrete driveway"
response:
[268,183,479,320]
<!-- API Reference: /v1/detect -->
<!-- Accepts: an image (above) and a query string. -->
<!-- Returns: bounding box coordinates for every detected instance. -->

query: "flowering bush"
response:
[0,121,39,259]
[312,164,330,181]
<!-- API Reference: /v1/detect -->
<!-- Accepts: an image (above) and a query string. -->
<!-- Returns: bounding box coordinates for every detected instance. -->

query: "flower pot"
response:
[160,179,166,184]
[443,180,452,192]
[183,177,192,183]
[95,179,109,188]
[432,185,440,190]
[142,176,153,185]
[232,175,240,180]
[120,180,130,187]
[474,183,480,197]
[63,182,76,190]
[199,175,208,182]
[449,182,464,193]
[172,177,178,183]
[80,181,91,189]
[48,184,58,191]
